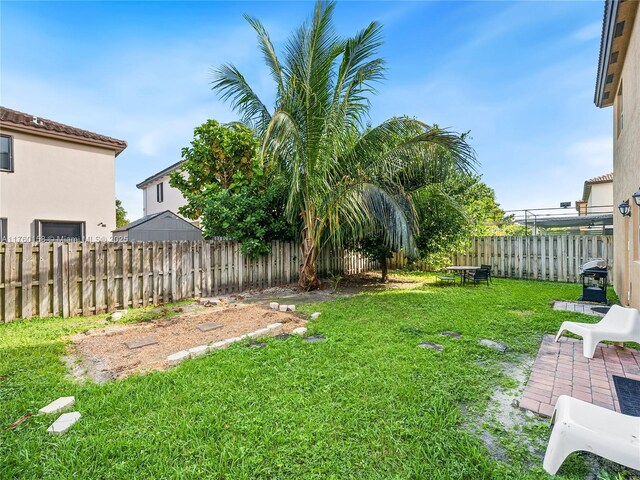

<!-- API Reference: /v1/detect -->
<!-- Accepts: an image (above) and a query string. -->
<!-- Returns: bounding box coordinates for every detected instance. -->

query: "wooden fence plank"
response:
[21,243,32,319]
[4,243,16,322]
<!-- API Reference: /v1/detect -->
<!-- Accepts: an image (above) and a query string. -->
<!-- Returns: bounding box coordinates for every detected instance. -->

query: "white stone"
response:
[188,345,208,357]
[287,305,296,312]
[292,327,308,336]
[249,328,270,338]
[47,412,81,435]
[310,312,321,320]
[39,396,75,415]
[266,323,283,331]
[208,340,228,350]
[269,302,279,310]
[279,305,288,312]
[167,350,190,366]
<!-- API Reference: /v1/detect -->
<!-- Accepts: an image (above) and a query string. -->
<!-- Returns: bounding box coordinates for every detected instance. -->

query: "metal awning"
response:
[515,213,613,229]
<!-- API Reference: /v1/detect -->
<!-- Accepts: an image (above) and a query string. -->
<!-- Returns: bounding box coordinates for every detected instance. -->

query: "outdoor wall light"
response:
[632,188,640,207]
[618,200,631,217]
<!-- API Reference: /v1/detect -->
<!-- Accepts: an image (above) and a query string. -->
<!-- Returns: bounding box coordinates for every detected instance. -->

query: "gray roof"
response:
[112,210,201,233]
[516,213,613,229]
[136,160,184,189]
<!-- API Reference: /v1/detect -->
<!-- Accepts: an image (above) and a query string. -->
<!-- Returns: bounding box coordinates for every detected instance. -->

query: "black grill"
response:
[579,262,608,304]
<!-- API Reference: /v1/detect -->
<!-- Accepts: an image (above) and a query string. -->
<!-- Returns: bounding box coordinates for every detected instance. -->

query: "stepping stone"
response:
[479,338,507,353]
[188,345,208,357]
[247,342,267,349]
[39,396,75,415]
[266,323,283,333]
[167,350,190,366]
[440,331,462,338]
[110,310,128,321]
[292,327,308,336]
[47,412,81,435]
[196,322,223,332]
[279,305,288,312]
[304,335,326,344]
[269,302,279,310]
[310,312,321,320]
[200,298,222,307]
[125,336,158,349]
[418,341,444,351]
[287,305,296,312]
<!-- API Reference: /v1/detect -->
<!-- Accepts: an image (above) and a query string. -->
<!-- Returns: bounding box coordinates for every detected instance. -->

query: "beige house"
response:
[575,173,613,216]
[136,160,195,224]
[595,0,640,307]
[0,107,127,241]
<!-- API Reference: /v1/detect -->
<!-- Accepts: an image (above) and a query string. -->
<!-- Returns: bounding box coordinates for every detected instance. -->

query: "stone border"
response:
[167,323,283,366]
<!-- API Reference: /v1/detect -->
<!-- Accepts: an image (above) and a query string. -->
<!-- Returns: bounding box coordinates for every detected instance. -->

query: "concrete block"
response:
[249,328,270,338]
[287,305,296,312]
[269,302,279,310]
[266,323,283,331]
[310,312,321,320]
[196,322,223,332]
[279,305,288,312]
[39,396,75,415]
[167,350,190,366]
[125,336,158,349]
[47,412,81,435]
[189,345,208,357]
[208,340,228,350]
[292,327,308,336]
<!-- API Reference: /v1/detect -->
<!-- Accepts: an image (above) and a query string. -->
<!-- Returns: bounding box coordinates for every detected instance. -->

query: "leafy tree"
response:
[349,233,394,283]
[169,120,260,220]
[212,1,475,289]
[201,172,297,257]
[413,174,517,266]
[115,199,129,228]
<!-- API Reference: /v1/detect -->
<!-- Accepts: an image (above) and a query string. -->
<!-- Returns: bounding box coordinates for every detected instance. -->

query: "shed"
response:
[112,210,203,241]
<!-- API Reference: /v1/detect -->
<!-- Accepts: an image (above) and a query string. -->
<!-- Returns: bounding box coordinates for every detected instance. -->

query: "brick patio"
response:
[520,334,640,417]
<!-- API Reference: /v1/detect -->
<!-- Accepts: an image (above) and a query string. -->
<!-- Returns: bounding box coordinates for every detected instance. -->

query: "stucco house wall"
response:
[0,109,126,241]
[587,182,613,214]
[142,176,190,220]
[596,1,640,308]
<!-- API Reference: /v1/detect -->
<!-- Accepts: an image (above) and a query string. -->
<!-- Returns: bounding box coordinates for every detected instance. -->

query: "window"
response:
[0,218,6,240]
[36,221,85,240]
[617,81,624,136]
[1,135,13,171]
[157,182,164,203]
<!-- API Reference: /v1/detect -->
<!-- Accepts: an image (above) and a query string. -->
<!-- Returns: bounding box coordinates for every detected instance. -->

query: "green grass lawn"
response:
[0,274,628,479]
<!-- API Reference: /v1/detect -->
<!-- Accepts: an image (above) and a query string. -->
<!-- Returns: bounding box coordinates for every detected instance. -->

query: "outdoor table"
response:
[445,266,481,285]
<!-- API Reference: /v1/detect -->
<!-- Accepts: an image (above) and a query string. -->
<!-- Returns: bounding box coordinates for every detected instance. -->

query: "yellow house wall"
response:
[0,129,116,240]
[612,15,640,307]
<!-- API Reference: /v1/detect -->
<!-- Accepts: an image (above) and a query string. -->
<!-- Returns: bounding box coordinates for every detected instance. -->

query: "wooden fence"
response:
[450,235,613,282]
[0,240,375,323]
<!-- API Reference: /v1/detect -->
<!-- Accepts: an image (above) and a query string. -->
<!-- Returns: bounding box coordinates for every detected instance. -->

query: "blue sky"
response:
[1,1,612,220]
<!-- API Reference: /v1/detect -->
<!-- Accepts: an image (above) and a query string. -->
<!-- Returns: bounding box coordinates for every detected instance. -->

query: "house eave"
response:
[594,0,639,108]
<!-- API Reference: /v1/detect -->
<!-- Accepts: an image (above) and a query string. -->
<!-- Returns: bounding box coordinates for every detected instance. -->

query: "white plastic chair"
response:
[555,304,640,358]
[543,395,640,475]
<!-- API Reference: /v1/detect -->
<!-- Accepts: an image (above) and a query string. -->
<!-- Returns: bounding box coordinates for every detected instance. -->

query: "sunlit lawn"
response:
[0,273,622,479]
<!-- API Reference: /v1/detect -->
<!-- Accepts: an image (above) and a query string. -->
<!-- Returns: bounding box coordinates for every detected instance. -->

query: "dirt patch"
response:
[218,272,423,306]
[69,304,306,382]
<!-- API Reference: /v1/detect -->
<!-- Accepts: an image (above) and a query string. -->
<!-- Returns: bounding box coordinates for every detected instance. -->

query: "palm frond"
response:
[210,64,271,135]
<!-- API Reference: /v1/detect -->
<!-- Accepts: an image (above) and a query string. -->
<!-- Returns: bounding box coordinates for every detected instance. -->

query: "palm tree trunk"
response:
[299,223,321,290]
[380,255,389,283]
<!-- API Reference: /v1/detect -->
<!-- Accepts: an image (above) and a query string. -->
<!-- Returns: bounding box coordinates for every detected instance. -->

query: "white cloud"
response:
[573,22,602,42]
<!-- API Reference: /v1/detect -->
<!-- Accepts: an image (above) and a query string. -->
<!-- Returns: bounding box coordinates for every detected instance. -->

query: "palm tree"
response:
[212,1,475,290]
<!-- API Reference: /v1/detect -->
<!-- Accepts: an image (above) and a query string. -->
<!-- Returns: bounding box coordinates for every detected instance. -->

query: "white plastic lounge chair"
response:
[543,395,640,475]
[555,304,640,359]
